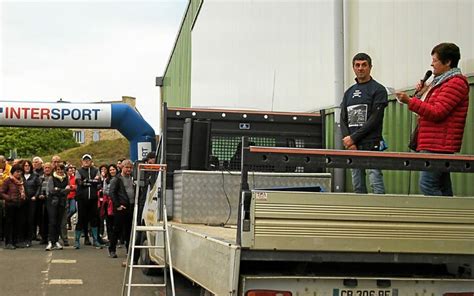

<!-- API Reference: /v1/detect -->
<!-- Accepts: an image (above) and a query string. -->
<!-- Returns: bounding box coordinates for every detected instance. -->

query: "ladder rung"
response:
[136,226,165,231]
[134,245,164,249]
[126,283,166,287]
[129,264,165,269]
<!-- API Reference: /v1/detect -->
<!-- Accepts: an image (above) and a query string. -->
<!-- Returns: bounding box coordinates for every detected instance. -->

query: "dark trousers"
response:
[4,205,21,246]
[108,208,131,253]
[76,199,99,231]
[26,199,36,242]
[105,215,114,241]
[36,199,48,242]
[17,202,28,243]
[0,201,4,240]
[99,214,105,237]
[46,198,65,243]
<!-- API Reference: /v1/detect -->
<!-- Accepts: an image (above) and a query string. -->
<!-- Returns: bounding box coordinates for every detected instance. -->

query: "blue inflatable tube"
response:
[111,104,156,161]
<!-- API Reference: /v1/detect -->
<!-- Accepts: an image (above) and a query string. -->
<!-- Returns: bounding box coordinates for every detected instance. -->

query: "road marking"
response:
[41,252,52,296]
[49,279,83,285]
[51,259,77,264]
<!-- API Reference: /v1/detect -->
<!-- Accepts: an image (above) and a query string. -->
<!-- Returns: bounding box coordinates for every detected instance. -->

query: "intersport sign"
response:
[0,102,112,127]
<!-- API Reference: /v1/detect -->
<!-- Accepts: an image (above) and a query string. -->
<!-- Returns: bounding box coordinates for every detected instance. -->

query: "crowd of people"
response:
[0,151,157,260]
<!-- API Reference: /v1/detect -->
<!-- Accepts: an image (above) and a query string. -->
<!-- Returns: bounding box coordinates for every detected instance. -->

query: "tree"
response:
[0,127,79,158]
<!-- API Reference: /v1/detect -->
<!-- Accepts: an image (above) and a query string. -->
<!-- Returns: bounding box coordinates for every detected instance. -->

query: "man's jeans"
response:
[419,150,453,196]
[351,168,385,194]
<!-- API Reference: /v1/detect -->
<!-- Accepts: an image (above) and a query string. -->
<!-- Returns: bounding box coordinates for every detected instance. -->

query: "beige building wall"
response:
[71,96,136,145]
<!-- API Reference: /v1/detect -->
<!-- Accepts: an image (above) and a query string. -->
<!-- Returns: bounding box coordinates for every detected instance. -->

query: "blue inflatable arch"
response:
[0,102,155,161]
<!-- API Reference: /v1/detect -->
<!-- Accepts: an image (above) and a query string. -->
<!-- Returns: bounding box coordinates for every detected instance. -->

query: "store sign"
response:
[0,102,112,127]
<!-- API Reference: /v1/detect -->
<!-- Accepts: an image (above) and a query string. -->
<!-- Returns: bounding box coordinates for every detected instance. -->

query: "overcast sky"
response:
[0,0,187,133]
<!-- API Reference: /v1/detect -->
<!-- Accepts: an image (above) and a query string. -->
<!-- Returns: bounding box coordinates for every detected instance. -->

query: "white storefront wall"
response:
[191,0,336,112]
[190,0,473,112]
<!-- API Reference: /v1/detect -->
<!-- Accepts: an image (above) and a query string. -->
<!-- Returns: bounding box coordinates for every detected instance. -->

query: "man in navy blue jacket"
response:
[340,53,388,194]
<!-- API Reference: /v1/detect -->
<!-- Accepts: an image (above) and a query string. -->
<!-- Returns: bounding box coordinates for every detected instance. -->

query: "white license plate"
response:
[335,289,395,296]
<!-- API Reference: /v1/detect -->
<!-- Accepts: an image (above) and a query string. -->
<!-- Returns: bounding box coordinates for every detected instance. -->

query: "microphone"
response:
[414,70,432,97]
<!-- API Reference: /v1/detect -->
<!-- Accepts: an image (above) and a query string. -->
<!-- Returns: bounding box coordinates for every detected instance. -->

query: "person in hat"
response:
[74,154,102,249]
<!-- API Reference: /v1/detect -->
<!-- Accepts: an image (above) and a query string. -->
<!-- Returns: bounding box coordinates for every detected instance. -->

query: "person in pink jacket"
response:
[396,42,470,196]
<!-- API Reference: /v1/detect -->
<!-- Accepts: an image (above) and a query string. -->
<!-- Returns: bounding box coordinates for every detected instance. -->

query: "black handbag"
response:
[408,125,419,151]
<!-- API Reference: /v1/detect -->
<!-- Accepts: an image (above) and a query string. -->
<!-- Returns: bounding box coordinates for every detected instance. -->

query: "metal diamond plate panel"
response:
[173,170,331,224]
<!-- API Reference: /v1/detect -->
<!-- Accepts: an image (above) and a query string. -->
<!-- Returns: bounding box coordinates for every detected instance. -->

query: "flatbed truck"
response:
[139,107,474,295]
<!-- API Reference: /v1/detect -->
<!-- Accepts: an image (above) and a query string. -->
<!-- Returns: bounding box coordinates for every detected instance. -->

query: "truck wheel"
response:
[139,237,162,276]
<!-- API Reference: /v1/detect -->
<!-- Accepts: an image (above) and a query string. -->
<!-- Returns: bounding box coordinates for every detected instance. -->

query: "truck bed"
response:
[160,217,474,295]
[170,222,237,244]
[149,190,474,294]
[242,190,474,255]
[164,222,240,295]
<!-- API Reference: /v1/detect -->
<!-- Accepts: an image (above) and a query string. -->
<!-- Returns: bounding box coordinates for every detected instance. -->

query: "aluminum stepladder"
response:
[121,163,175,296]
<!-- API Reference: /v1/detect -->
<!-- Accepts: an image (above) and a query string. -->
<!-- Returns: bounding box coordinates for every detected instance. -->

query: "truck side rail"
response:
[237,137,474,258]
[243,146,473,175]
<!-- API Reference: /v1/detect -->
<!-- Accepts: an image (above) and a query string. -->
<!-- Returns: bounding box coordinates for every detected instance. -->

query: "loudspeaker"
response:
[180,118,211,170]
[189,120,211,170]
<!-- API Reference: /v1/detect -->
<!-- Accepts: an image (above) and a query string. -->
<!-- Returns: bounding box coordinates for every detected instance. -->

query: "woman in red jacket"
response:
[396,42,470,196]
[66,165,77,231]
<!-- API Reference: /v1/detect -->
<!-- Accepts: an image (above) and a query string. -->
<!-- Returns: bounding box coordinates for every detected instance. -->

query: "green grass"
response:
[41,138,130,167]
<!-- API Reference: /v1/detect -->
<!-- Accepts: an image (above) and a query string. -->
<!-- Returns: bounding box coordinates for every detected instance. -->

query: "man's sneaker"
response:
[108,250,118,258]
[93,241,103,249]
[16,242,27,248]
[45,242,53,251]
[54,242,63,250]
[4,244,16,250]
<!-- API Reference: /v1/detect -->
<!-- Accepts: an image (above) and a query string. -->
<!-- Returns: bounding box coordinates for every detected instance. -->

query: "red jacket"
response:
[67,175,76,199]
[409,75,469,153]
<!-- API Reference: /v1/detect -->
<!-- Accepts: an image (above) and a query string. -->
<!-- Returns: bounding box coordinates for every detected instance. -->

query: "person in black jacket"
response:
[107,164,130,258]
[340,53,388,194]
[22,160,41,248]
[74,154,101,249]
[46,164,70,251]
[37,162,53,244]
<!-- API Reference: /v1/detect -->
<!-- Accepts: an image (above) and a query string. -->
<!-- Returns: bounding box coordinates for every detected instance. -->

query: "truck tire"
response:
[139,236,162,276]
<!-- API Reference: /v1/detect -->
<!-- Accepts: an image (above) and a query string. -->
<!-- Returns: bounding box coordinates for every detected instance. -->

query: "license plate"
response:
[335,289,394,296]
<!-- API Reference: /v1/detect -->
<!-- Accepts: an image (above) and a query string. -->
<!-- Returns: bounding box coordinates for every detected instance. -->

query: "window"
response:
[73,130,85,144]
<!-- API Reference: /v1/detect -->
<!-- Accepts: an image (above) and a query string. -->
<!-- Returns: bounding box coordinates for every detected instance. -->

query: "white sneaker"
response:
[45,242,52,251]
[54,242,63,250]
